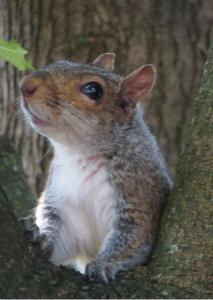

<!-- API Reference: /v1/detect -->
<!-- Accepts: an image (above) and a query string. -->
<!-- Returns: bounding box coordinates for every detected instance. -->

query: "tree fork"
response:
[0,46,212,298]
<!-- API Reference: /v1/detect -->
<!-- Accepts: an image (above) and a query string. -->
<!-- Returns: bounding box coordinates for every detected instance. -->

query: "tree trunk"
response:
[0,0,213,194]
[0,41,212,299]
[149,47,213,292]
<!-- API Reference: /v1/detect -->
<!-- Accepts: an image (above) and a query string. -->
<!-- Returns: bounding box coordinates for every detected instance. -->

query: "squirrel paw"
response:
[20,216,53,258]
[20,215,40,242]
[85,260,118,283]
[38,233,54,258]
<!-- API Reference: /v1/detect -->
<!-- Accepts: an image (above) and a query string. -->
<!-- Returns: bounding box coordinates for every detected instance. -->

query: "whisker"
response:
[48,98,95,128]
[36,145,52,164]
[50,104,82,141]
[47,93,95,114]
[10,104,24,120]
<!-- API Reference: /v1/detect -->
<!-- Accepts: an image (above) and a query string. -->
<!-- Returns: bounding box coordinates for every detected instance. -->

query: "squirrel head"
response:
[20,53,156,147]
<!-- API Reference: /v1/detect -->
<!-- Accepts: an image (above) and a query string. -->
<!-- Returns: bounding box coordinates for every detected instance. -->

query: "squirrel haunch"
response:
[20,53,173,283]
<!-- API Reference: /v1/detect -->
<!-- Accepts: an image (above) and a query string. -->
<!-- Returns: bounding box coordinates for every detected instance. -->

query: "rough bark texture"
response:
[0,41,212,299]
[0,0,213,194]
[0,139,35,217]
[150,47,213,292]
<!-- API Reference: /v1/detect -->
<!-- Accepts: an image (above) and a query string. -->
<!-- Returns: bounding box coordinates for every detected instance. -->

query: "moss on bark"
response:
[150,47,213,296]
[0,138,35,217]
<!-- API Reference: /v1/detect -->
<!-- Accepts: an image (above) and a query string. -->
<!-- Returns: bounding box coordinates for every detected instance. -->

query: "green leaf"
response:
[0,39,35,71]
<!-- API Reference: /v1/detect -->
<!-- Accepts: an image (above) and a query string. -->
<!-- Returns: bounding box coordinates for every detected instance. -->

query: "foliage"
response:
[0,38,34,71]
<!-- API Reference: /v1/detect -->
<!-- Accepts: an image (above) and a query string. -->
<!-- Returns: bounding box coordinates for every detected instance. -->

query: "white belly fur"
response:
[35,146,116,274]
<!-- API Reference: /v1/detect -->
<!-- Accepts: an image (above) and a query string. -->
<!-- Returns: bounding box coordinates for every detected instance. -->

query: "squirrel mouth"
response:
[30,112,49,126]
[22,100,50,127]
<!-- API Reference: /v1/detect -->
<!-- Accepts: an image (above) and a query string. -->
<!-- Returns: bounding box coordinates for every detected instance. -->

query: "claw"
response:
[39,234,53,258]
[19,215,40,242]
[100,268,109,283]
[19,216,53,258]
[85,260,115,283]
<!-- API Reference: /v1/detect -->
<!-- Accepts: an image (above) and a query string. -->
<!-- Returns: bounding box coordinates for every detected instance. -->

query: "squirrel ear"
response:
[120,64,156,106]
[92,53,115,71]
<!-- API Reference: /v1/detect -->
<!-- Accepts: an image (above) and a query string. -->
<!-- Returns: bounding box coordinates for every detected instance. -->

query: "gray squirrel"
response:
[20,53,173,282]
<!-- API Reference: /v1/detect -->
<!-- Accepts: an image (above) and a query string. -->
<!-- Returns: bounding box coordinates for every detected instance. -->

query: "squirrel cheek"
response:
[44,103,60,121]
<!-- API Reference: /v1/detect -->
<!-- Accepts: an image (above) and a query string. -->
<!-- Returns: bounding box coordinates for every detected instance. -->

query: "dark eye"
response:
[81,82,103,101]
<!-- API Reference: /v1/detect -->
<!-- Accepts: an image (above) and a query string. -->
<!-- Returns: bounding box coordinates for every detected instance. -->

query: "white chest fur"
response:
[36,144,116,273]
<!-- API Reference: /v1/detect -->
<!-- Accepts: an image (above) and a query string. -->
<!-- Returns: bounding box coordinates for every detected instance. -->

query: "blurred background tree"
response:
[0,0,213,195]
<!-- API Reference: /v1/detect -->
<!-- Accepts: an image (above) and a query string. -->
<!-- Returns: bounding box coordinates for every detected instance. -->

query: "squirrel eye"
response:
[81,82,103,101]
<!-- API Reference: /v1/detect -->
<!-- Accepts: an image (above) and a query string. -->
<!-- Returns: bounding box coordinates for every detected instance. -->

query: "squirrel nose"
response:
[21,76,41,98]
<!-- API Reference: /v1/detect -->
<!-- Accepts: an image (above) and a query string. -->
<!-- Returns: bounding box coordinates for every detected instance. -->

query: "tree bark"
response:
[0,41,212,299]
[0,0,213,194]
[150,46,213,293]
[0,139,35,217]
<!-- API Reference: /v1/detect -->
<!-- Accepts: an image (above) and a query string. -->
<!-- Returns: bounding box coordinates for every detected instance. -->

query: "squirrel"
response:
[20,53,173,282]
